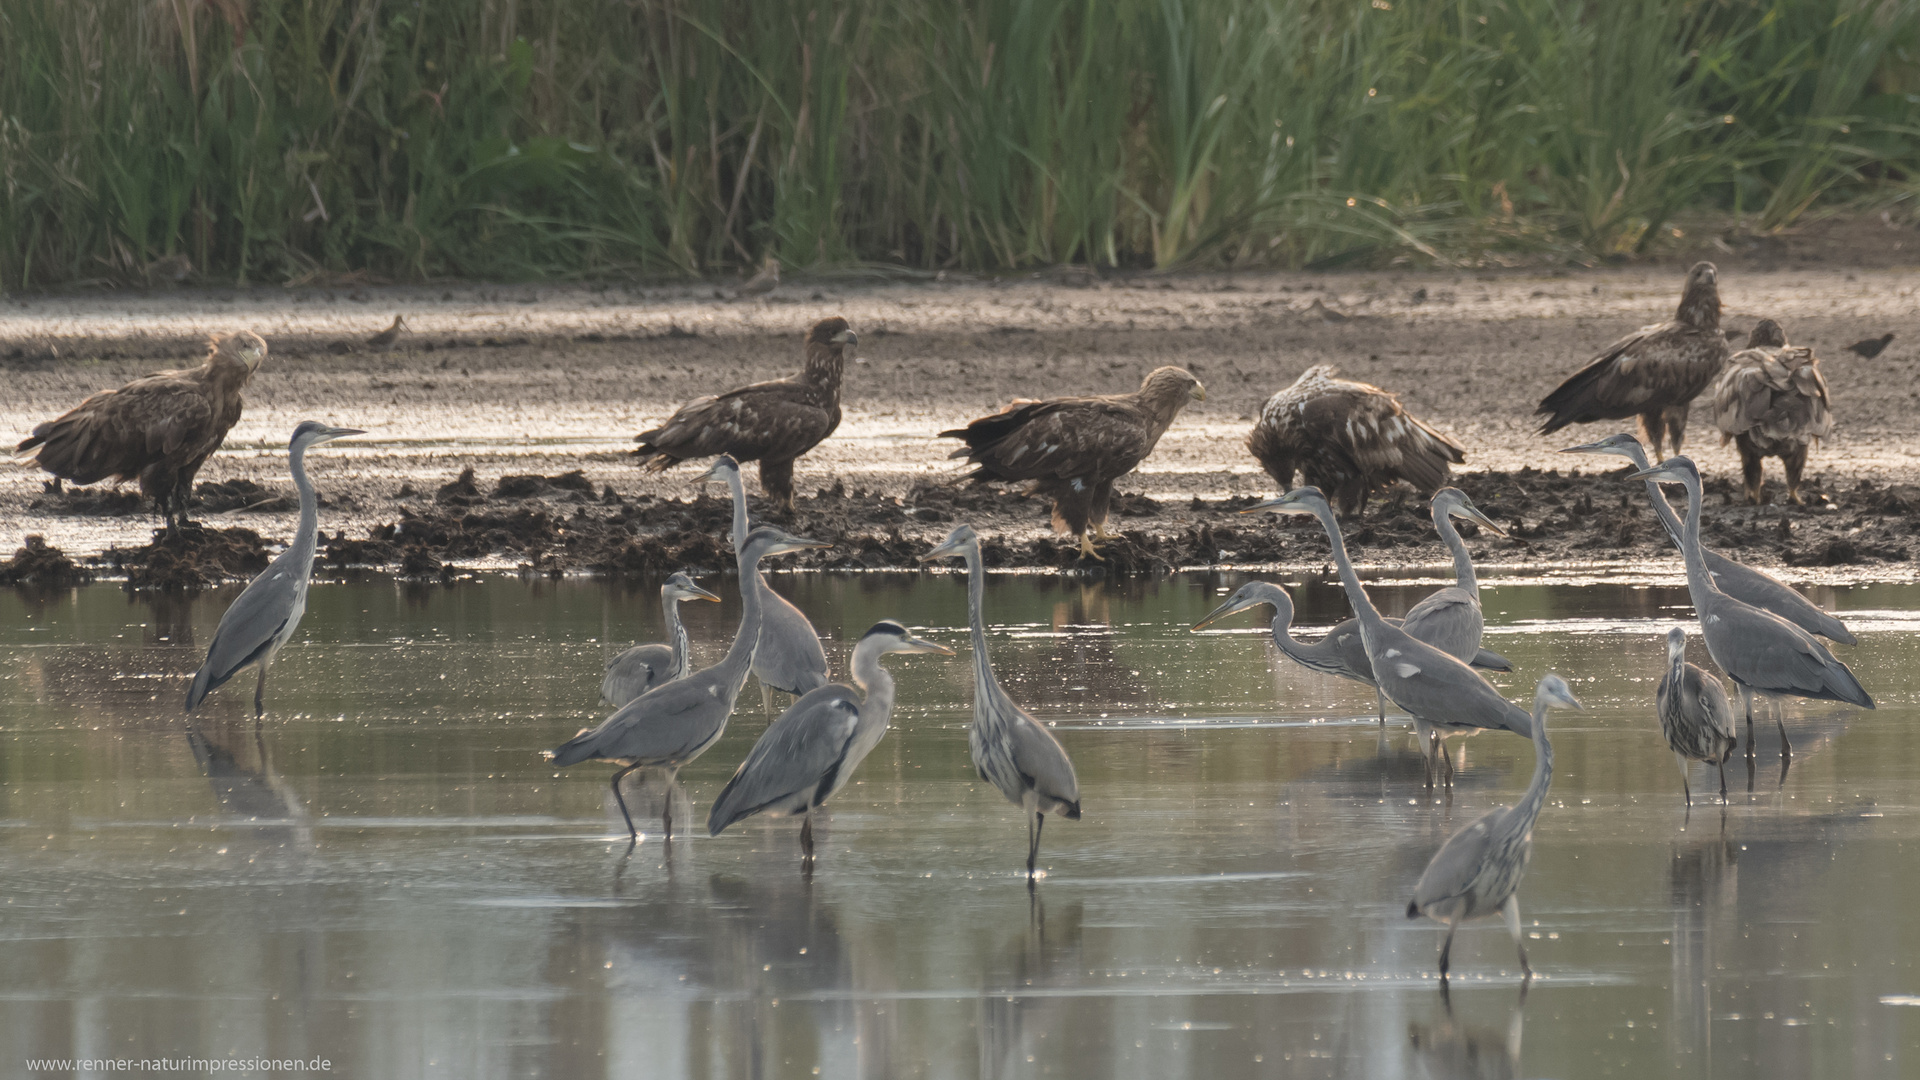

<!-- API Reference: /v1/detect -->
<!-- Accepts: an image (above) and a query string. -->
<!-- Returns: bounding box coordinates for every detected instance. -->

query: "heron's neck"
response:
[717,549,767,692]
[1434,507,1478,601]
[1308,504,1386,631]
[850,640,896,737]
[1627,447,1685,545]
[1515,703,1555,825]
[725,468,748,551]
[960,544,1005,698]
[288,442,320,559]
[665,595,691,678]
[1675,475,1719,601]
[1256,588,1312,662]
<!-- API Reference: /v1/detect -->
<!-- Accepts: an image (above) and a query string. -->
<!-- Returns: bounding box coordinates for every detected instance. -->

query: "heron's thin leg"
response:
[1774,699,1792,760]
[1717,757,1728,803]
[1026,812,1044,878]
[1676,752,1691,808]
[760,680,774,718]
[661,797,674,845]
[1503,895,1530,980]
[609,764,642,844]
[1437,921,1457,982]
[254,665,268,719]
[1440,740,1455,786]
[800,808,815,860]
[1376,688,1387,725]
[1740,685,1755,756]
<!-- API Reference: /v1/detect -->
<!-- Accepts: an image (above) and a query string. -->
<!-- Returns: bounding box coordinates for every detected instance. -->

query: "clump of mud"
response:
[27,485,147,516]
[194,478,295,514]
[106,526,271,590]
[0,535,94,586]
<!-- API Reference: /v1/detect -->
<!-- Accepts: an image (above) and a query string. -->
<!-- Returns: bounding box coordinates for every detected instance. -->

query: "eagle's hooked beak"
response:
[1189,381,1208,402]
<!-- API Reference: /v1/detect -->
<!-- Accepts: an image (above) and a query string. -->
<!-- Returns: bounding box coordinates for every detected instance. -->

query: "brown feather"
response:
[1248,365,1464,517]
[1709,319,1832,504]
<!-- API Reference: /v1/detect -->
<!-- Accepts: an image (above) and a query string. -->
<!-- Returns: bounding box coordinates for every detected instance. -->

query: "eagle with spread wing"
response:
[16,330,267,534]
[940,366,1206,559]
[1248,365,1465,518]
[1711,319,1832,505]
[1536,261,1728,457]
[634,317,853,510]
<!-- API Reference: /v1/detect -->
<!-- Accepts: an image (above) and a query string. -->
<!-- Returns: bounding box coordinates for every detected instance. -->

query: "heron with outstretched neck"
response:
[1241,488,1536,782]
[708,621,951,862]
[1408,674,1583,983]
[1401,488,1510,666]
[546,526,830,845]
[1562,433,1854,644]
[1627,456,1872,759]
[600,572,722,707]
[185,422,363,717]
[922,525,1082,880]
[704,455,831,711]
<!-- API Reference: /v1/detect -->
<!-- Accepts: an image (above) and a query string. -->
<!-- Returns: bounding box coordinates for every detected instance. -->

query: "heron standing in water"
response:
[707,621,952,862]
[1656,626,1736,806]
[705,454,831,710]
[1243,489,1535,782]
[1629,457,1871,758]
[185,422,363,717]
[1408,674,1583,983]
[922,525,1081,880]
[546,526,830,844]
[1400,488,1509,666]
[600,572,722,707]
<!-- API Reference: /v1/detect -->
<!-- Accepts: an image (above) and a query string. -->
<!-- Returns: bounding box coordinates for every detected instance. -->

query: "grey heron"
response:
[1408,673,1583,983]
[1656,626,1736,806]
[1193,582,1513,723]
[184,421,363,717]
[600,572,722,707]
[546,526,831,844]
[1243,489,1535,781]
[1401,488,1509,666]
[922,524,1082,880]
[707,620,952,860]
[704,455,831,708]
[1561,433,1855,644]
[1628,456,1872,758]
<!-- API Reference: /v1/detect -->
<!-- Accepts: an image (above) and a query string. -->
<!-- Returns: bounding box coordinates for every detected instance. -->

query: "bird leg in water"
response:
[254,666,269,719]
[760,680,775,718]
[1774,698,1792,760]
[609,763,642,845]
[1675,752,1692,808]
[1717,757,1728,804]
[800,809,815,860]
[1375,689,1387,725]
[1026,811,1046,878]
[1740,685,1756,758]
[1437,920,1457,982]
[1504,896,1531,981]
[661,800,674,844]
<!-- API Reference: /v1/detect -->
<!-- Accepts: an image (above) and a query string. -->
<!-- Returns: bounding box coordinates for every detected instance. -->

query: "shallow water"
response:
[0,572,1916,1078]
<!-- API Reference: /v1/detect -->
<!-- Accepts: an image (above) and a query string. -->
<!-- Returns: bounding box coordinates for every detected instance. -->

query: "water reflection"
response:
[0,573,1911,1078]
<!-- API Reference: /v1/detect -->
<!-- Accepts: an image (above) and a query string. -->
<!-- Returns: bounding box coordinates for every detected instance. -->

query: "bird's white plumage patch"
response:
[1383,648,1401,658]
[1394,662,1420,678]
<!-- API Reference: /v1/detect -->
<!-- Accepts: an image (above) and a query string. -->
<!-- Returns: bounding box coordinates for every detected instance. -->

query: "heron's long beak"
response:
[897,634,954,656]
[1625,466,1679,483]
[1190,382,1208,402]
[766,537,833,556]
[1192,594,1258,631]
[683,581,722,603]
[920,539,965,562]
[320,426,367,441]
[694,456,738,484]
[1242,494,1313,516]
[1557,441,1614,456]
[1558,690,1586,710]
[1452,501,1508,539]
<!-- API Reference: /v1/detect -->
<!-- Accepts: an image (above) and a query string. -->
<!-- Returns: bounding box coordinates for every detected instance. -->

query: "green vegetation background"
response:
[2,0,1915,289]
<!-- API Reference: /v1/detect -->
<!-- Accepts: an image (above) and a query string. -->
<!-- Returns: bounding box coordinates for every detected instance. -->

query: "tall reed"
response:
[0,0,1913,289]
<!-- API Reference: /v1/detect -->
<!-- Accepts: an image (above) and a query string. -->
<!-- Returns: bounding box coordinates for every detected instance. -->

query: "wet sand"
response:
[4,264,1918,582]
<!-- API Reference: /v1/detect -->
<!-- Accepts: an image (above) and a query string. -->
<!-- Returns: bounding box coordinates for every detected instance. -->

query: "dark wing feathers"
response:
[706,688,861,834]
[1250,368,1463,497]
[1537,321,1728,431]
[636,377,839,466]
[22,375,221,485]
[947,400,1155,483]
[1712,346,1831,449]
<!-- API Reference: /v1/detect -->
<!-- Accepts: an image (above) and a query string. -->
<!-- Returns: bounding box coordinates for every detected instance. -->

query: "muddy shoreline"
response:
[5,261,1919,587]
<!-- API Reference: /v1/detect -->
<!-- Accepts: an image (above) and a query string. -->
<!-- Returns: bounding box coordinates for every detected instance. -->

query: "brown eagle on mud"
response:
[633,317,854,510]
[1248,365,1465,518]
[1710,319,1832,506]
[16,330,268,533]
[940,366,1206,559]
[1536,261,1728,457]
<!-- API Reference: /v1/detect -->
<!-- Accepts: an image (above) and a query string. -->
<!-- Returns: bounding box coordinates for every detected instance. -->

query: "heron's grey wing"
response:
[1705,553,1855,644]
[188,548,306,703]
[1411,806,1507,913]
[1708,601,1870,707]
[1689,667,1737,742]
[1009,715,1081,811]
[755,585,830,693]
[549,677,719,766]
[708,687,861,834]
[601,644,674,707]
[1370,626,1531,735]
[1401,587,1483,662]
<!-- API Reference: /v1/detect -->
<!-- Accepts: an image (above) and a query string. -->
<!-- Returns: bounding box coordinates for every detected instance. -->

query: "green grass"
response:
[1,0,1915,289]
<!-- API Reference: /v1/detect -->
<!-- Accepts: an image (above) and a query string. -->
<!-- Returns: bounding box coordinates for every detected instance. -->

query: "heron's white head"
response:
[1535,673,1584,712]
[742,525,831,559]
[663,571,721,604]
[1242,487,1330,518]
[1193,581,1288,631]
[921,523,982,563]
[857,619,953,658]
[1558,432,1648,465]
[694,455,741,486]
[1666,626,1687,665]
[289,421,364,452]
[1626,456,1700,487]
[1432,488,1507,538]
